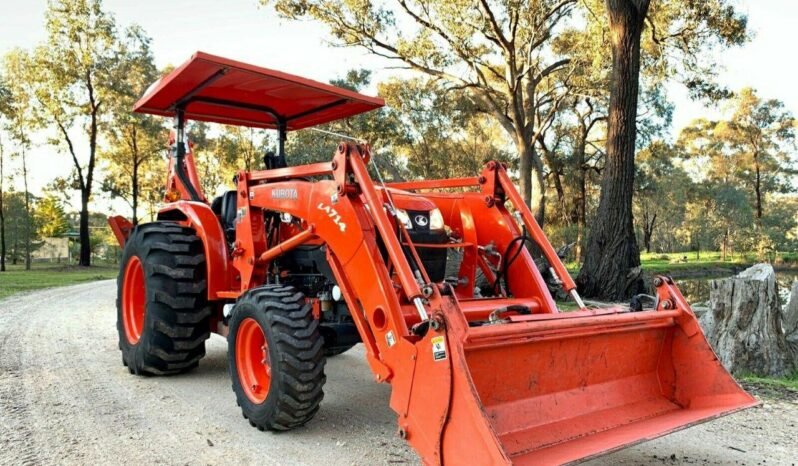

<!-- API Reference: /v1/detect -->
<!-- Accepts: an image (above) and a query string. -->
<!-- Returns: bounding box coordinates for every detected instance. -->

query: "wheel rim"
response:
[236,318,272,403]
[122,256,146,344]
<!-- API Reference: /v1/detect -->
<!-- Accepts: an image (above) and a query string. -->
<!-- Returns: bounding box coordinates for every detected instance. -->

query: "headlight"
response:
[429,208,445,230]
[394,208,413,229]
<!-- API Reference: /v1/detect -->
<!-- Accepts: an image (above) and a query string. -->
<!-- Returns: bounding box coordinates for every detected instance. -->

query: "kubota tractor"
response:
[109,52,757,465]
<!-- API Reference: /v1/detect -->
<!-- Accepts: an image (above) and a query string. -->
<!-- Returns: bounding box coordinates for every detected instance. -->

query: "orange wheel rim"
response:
[236,318,272,403]
[122,256,146,344]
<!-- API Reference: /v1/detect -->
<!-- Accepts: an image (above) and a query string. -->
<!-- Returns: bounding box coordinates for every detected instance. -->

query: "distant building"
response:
[32,237,70,262]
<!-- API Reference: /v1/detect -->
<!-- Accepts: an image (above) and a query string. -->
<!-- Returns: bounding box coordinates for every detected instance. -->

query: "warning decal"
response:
[431,336,447,361]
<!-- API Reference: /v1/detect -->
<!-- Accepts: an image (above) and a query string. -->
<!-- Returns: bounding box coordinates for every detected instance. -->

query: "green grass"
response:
[742,373,798,391]
[0,262,118,300]
[567,251,798,276]
[640,251,798,274]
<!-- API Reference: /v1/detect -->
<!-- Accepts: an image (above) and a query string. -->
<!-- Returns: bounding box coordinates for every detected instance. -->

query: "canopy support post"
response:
[174,107,202,202]
[278,121,287,159]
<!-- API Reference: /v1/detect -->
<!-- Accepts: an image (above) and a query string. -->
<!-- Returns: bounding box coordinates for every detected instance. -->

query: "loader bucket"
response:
[436,297,758,465]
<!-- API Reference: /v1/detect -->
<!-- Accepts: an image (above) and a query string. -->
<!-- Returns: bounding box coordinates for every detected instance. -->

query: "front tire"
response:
[117,222,210,375]
[228,285,326,430]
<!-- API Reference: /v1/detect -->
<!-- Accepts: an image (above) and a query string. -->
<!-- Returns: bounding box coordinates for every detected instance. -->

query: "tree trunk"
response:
[754,153,762,225]
[574,134,587,262]
[131,127,140,225]
[576,0,648,300]
[540,143,567,224]
[642,209,656,253]
[516,136,546,226]
[132,159,139,226]
[79,190,91,267]
[0,135,5,272]
[21,147,31,271]
[700,264,796,377]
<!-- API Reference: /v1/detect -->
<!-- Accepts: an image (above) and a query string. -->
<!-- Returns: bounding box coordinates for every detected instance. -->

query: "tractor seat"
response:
[211,191,237,242]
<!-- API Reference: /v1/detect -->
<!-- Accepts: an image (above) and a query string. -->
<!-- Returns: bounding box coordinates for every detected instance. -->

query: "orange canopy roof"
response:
[133,52,385,131]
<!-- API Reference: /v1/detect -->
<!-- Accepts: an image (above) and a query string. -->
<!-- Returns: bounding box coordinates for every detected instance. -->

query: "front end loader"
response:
[108,52,757,465]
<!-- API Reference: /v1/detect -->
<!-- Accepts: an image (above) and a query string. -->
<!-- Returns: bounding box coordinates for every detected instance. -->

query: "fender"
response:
[158,201,232,299]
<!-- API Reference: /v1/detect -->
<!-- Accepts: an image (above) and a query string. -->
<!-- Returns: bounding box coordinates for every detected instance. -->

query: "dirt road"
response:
[1,281,796,465]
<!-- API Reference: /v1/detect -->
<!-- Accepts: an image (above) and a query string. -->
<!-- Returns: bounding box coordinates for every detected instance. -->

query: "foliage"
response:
[379,77,512,180]
[100,24,165,224]
[6,0,123,266]
[679,89,797,255]
[0,191,41,265]
[262,0,581,221]
[36,195,70,238]
[633,141,689,253]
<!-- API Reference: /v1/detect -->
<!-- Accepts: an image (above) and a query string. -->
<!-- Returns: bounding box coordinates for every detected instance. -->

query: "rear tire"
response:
[116,222,210,375]
[228,285,326,430]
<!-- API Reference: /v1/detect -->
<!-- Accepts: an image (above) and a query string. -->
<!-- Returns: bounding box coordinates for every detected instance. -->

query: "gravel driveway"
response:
[0,281,795,465]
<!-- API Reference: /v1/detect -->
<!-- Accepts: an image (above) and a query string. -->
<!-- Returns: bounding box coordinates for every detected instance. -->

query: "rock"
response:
[704,264,795,377]
[785,280,798,353]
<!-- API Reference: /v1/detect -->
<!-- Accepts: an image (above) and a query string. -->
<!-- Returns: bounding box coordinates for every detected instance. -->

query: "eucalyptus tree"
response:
[1,52,36,270]
[102,25,163,225]
[577,0,748,300]
[0,76,10,271]
[262,0,580,223]
[24,0,119,266]
[682,88,795,226]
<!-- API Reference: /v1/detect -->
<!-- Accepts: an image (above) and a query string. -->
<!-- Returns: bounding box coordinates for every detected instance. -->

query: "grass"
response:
[742,373,798,391]
[567,250,798,277]
[0,261,118,300]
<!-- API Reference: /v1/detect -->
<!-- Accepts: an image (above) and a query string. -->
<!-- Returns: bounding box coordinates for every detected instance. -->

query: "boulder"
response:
[701,264,795,377]
[785,280,798,347]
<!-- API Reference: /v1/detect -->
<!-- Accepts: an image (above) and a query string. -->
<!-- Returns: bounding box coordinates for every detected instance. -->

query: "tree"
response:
[101,25,163,225]
[1,191,39,265]
[2,51,36,270]
[36,195,70,238]
[633,141,689,253]
[189,122,229,199]
[284,69,408,180]
[263,0,580,223]
[576,0,747,299]
[379,76,511,180]
[682,89,796,227]
[576,0,651,300]
[0,132,5,271]
[24,0,118,266]
[0,76,10,271]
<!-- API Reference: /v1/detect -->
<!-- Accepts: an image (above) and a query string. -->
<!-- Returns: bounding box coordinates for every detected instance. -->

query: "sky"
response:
[1,0,797,213]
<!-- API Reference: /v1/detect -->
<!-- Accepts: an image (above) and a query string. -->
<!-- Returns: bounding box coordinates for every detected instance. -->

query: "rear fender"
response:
[158,201,231,300]
[108,215,134,248]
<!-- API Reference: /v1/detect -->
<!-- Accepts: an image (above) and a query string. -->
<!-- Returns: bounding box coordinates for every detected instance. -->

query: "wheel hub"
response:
[236,318,272,403]
[122,256,146,344]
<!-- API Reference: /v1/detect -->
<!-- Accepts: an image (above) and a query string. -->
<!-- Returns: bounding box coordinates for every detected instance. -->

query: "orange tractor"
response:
[109,52,756,465]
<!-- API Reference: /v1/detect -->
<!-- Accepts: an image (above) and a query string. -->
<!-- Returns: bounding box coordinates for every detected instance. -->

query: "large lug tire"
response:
[228,285,326,431]
[117,222,211,375]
